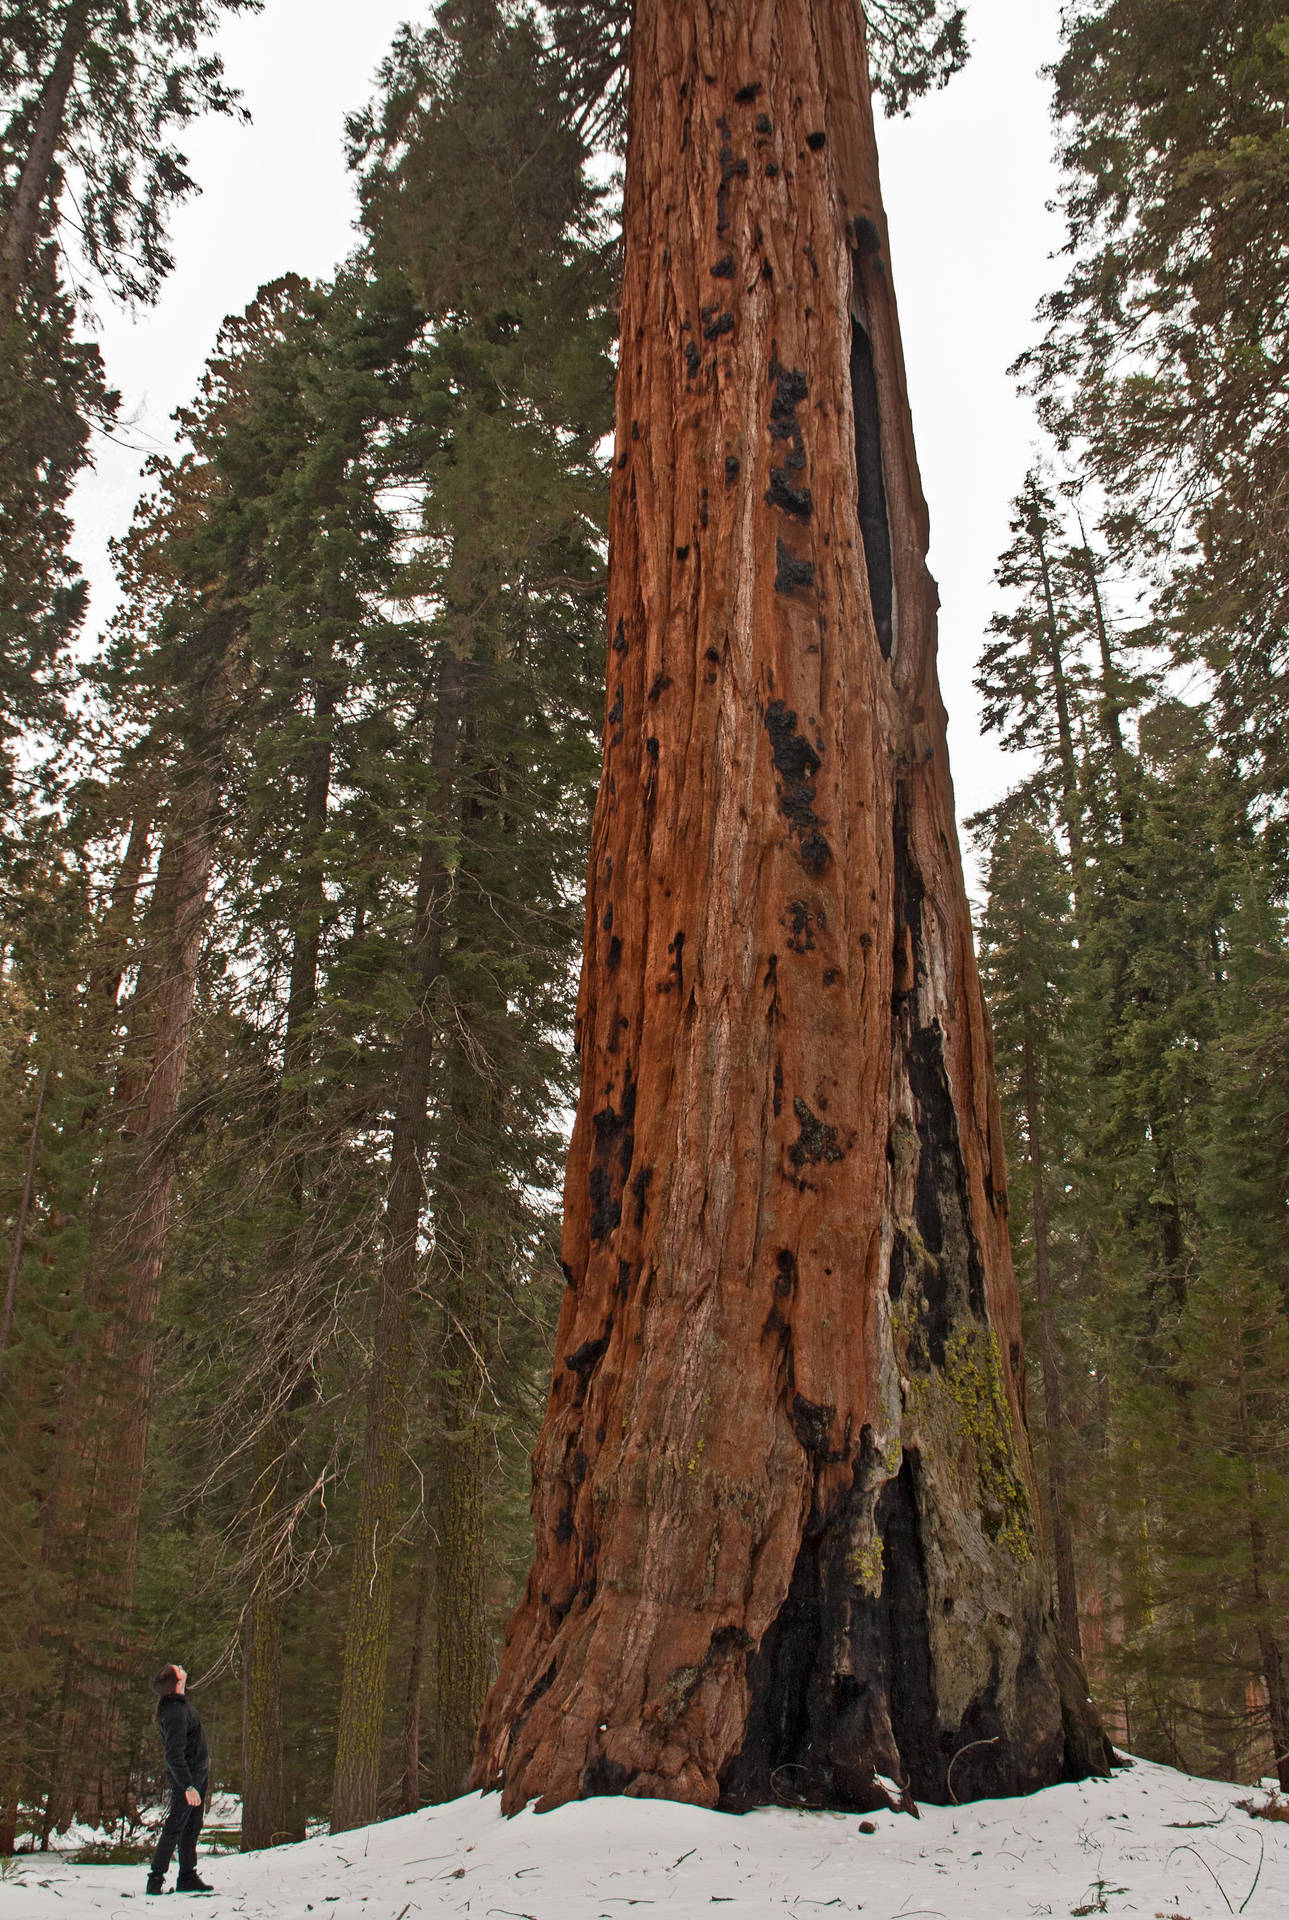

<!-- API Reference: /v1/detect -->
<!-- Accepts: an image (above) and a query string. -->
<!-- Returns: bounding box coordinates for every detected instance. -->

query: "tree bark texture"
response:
[474,0,1106,1815]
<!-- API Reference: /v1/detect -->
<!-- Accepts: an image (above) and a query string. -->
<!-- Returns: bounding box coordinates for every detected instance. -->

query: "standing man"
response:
[146,1664,213,1896]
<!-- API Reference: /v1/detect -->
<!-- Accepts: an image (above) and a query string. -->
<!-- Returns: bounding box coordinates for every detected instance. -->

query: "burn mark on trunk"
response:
[669,929,685,995]
[701,306,734,339]
[684,339,701,379]
[774,539,815,597]
[589,1079,636,1242]
[764,700,830,872]
[711,254,734,277]
[890,804,987,1365]
[720,1449,942,1812]
[785,900,822,952]
[850,306,894,660]
[766,468,812,520]
[629,1165,652,1227]
[716,119,749,234]
[789,1096,845,1175]
[565,1320,613,1403]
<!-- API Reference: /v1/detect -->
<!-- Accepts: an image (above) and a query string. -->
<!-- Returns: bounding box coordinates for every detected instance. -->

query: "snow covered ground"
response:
[3,1758,1286,1919]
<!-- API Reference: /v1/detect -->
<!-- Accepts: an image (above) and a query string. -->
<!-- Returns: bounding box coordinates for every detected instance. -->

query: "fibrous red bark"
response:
[474,0,1106,1815]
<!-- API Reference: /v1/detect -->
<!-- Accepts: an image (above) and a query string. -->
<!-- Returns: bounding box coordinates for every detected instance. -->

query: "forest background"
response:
[1,0,1287,1852]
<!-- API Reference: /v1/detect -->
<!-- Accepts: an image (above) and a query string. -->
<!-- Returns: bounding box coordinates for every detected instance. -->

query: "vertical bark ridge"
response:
[474,0,1106,1815]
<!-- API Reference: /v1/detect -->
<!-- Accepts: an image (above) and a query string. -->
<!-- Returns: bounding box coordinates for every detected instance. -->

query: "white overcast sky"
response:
[70,0,1064,879]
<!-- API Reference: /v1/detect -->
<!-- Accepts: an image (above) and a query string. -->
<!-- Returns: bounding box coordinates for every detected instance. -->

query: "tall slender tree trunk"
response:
[330,653,465,1834]
[41,750,223,1832]
[1019,1016,1083,1661]
[399,1523,436,1814]
[0,2,94,316]
[474,0,1106,1815]
[1026,483,1086,900]
[423,1236,489,1803]
[0,1066,48,1361]
[241,660,338,1852]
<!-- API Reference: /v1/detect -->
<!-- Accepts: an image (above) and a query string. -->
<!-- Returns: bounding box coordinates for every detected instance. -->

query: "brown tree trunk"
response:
[241,657,338,1852]
[474,0,1106,1815]
[423,1244,490,1804]
[1026,481,1086,902]
[41,760,222,1833]
[0,2,94,316]
[329,652,464,1834]
[0,1066,48,1361]
[1020,1015,1083,1662]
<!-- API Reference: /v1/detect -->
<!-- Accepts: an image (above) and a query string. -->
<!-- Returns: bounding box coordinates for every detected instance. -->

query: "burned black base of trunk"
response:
[720,1450,1106,1814]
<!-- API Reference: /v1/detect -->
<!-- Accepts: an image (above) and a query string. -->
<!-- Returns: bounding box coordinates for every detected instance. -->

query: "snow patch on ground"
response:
[2,1758,1285,1919]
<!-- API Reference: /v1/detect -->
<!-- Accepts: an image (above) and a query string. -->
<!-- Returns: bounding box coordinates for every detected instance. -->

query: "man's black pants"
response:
[149,1780,205,1881]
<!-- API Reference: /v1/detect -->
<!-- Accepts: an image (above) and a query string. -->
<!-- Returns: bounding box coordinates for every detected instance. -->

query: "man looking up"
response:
[146,1663,213,1896]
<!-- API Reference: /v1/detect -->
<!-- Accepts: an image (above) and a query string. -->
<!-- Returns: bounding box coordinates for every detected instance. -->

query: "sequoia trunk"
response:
[474,0,1105,1814]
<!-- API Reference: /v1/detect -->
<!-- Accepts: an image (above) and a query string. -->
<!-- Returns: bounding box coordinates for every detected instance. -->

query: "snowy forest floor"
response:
[2,1759,1287,1919]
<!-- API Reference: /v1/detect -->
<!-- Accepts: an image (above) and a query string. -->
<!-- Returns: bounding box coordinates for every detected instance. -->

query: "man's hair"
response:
[152,1664,181,1707]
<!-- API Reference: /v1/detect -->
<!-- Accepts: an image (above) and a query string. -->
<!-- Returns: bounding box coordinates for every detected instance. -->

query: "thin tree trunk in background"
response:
[1027,483,1087,901]
[424,1248,489,1803]
[0,2,93,315]
[241,658,338,1853]
[474,0,1107,1815]
[41,744,224,1833]
[0,1065,48,1361]
[399,1524,435,1814]
[1020,1014,1083,1662]
[330,653,465,1834]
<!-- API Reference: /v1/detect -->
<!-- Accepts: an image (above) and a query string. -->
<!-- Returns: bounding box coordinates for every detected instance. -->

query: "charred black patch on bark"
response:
[725,453,741,485]
[785,899,817,952]
[756,113,773,134]
[776,1249,799,1299]
[602,902,613,930]
[589,1080,636,1242]
[701,306,734,339]
[581,1755,635,1797]
[764,699,830,871]
[617,1259,634,1300]
[768,358,809,470]
[519,1658,558,1716]
[607,683,624,743]
[767,468,813,520]
[734,81,762,102]
[716,119,749,234]
[684,340,701,379]
[669,929,685,995]
[629,1165,652,1227]
[553,1508,574,1546]
[806,130,827,151]
[889,803,987,1364]
[565,1321,612,1402]
[849,291,894,659]
[775,539,816,597]
[789,1096,845,1173]
[720,1447,945,1812]
[791,1393,837,1458]
[606,934,622,970]
[711,254,735,277]
[612,617,627,653]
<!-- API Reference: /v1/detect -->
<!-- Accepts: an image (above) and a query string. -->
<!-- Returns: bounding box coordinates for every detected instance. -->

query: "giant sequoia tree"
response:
[473,0,1106,1814]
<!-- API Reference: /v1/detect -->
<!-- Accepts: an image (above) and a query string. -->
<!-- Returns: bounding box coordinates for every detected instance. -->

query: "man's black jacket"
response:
[157,1694,208,1793]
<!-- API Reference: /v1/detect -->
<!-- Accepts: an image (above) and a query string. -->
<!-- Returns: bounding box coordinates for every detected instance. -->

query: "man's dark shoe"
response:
[175,1872,213,1893]
[145,1873,166,1895]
